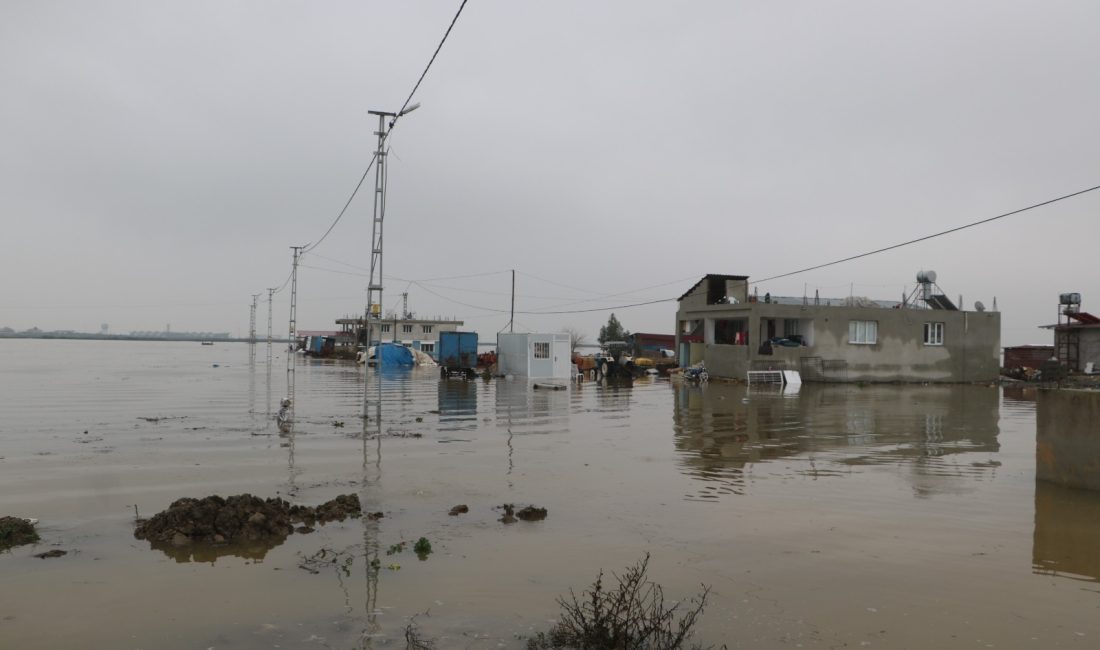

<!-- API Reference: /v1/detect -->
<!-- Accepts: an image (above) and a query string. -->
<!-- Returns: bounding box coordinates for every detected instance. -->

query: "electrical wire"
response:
[414,280,674,315]
[407,183,1100,315]
[302,154,379,255]
[265,0,469,295]
[391,0,469,128]
[752,183,1100,285]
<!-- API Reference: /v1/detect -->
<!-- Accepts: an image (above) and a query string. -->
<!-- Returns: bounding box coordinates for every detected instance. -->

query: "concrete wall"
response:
[703,343,749,378]
[1037,389,1100,491]
[676,301,1001,382]
[1081,330,1100,371]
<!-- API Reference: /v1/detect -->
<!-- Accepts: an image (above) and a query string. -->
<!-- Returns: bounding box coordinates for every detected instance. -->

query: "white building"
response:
[497,333,571,379]
[335,314,464,357]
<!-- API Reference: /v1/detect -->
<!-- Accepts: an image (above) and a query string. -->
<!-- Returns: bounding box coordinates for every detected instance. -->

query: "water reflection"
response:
[437,379,478,431]
[673,384,1001,500]
[1033,481,1100,583]
[146,537,286,564]
[494,380,571,436]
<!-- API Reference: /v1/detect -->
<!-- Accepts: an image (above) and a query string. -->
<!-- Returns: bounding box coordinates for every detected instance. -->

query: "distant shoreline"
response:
[0,334,291,343]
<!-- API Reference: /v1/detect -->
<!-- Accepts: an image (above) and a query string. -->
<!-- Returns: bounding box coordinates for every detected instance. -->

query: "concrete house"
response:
[335,314,464,358]
[1044,293,1100,373]
[674,273,1001,383]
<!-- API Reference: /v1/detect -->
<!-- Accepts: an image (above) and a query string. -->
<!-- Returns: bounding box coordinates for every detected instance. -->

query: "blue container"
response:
[438,331,478,371]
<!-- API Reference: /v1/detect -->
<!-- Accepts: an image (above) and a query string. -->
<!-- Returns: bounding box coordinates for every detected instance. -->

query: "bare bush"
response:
[527,554,718,650]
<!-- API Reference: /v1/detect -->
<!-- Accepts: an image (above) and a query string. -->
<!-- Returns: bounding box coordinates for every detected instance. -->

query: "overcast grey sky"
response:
[3,0,1098,345]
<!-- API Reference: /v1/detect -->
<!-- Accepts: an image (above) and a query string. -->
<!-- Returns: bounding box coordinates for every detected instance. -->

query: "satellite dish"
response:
[975,301,985,312]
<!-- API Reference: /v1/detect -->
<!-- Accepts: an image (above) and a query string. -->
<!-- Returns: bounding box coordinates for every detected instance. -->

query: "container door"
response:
[529,334,555,378]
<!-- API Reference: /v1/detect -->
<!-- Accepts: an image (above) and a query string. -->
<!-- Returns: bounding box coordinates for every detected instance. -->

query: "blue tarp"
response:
[377,343,415,367]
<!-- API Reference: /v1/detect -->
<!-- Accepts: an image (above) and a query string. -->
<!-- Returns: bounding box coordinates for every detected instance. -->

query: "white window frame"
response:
[381,324,391,333]
[422,325,433,334]
[533,341,550,359]
[848,320,877,345]
[923,322,944,346]
[420,342,435,353]
[402,324,413,334]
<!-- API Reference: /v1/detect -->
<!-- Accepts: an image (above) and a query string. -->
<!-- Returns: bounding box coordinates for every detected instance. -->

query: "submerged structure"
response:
[674,272,1001,383]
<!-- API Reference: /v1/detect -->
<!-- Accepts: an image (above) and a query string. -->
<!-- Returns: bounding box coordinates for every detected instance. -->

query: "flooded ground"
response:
[1,339,1098,648]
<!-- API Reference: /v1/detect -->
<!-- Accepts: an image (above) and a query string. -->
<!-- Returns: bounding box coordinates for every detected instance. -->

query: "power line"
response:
[271,0,469,286]
[752,183,1100,285]
[302,153,378,255]
[411,183,1100,315]
[413,280,674,315]
[392,0,469,127]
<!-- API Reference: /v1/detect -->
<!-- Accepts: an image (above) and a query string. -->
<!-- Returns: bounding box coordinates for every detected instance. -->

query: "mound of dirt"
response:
[0,517,40,551]
[516,505,548,521]
[134,494,361,547]
[497,503,548,524]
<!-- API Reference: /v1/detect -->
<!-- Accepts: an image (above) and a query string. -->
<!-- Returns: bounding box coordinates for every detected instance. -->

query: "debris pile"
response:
[497,503,548,524]
[0,516,40,551]
[134,493,362,547]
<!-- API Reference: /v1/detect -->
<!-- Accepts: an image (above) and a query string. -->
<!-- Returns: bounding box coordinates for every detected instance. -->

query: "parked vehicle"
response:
[439,331,478,379]
[683,362,709,384]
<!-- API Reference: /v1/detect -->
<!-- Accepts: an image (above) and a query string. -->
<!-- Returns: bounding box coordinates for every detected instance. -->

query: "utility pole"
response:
[249,294,259,345]
[288,244,307,401]
[362,103,419,423]
[267,288,276,366]
[510,269,515,333]
[364,110,391,357]
[402,292,408,320]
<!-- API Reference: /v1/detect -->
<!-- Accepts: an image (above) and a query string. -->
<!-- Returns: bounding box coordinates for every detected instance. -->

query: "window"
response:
[402,324,413,334]
[714,318,749,345]
[923,322,944,346]
[381,324,391,333]
[533,341,550,359]
[420,343,434,353]
[848,320,877,345]
[422,325,433,334]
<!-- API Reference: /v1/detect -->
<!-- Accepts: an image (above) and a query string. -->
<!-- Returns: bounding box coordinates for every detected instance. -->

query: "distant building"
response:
[1042,293,1100,373]
[629,332,678,359]
[335,313,463,358]
[674,272,1001,383]
[1003,345,1055,370]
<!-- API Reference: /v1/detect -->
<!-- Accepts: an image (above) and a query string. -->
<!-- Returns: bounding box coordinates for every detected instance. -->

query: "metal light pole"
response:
[266,288,276,366]
[363,103,419,421]
[287,244,307,402]
[249,294,259,345]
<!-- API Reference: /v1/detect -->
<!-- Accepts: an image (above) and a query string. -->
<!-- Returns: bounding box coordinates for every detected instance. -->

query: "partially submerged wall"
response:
[1037,389,1100,491]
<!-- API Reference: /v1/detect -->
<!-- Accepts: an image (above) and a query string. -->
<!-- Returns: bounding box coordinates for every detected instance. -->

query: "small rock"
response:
[295,526,314,534]
[448,505,469,516]
[34,549,67,559]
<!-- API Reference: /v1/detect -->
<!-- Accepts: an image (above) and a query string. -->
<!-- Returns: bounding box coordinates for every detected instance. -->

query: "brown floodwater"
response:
[1,339,1098,648]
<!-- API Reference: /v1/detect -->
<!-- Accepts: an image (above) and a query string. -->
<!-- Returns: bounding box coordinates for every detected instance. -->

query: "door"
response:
[529,334,555,378]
